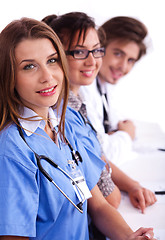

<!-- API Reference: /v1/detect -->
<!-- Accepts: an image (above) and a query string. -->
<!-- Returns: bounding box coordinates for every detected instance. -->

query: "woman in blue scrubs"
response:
[43,12,156,214]
[42,12,157,240]
[0,18,155,240]
[0,17,104,240]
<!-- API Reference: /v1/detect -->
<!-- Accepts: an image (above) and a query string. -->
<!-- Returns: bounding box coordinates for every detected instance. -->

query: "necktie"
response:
[96,78,110,133]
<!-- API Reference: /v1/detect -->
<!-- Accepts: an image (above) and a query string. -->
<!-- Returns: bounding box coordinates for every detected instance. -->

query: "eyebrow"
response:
[73,42,100,49]
[19,52,58,65]
[112,48,137,60]
[112,48,125,55]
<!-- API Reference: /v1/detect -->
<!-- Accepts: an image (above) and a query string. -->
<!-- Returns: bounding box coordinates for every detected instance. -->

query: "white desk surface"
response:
[118,121,165,240]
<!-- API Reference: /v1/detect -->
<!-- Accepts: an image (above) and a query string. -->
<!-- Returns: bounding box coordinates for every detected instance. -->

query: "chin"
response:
[106,79,115,84]
[83,79,94,86]
[112,81,118,85]
[109,77,120,85]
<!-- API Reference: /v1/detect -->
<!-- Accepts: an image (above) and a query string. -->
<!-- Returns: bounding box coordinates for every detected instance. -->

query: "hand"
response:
[128,184,157,213]
[128,227,156,240]
[118,120,136,140]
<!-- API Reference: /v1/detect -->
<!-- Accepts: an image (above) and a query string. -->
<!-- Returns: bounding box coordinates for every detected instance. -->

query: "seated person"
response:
[43,12,156,240]
[80,16,148,166]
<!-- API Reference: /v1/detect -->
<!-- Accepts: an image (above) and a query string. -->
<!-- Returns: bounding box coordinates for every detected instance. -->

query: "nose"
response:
[84,52,96,66]
[118,58,130,74]
[39,66,53,83]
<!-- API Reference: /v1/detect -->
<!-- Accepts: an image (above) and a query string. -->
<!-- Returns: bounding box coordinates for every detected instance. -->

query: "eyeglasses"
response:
[65,47,105,60]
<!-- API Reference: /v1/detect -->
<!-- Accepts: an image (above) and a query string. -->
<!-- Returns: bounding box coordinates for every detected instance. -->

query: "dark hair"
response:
[0,17,69,139]
[42,12,103,50]
[98,16,148,60]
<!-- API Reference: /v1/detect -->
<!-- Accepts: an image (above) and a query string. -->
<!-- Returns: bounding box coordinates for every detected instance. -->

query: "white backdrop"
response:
[1,0,165,131]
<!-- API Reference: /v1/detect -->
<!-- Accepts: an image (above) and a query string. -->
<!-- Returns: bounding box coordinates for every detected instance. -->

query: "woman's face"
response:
[99,40,140,84]
[65,28,103,95]
[15,38,64,117]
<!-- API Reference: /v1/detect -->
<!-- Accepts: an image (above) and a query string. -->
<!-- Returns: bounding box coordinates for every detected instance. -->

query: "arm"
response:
[101,154,121,208]
[105,185,121,209]
[99,128,134,166]
[88,185,155,240]
[117,120,136,140]
[110,161,157,213]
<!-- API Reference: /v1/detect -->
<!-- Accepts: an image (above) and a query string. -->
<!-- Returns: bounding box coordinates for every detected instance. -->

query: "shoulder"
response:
[65,106,84,126]
[65,105,78,118]
[0,124,18,151]
[0,123,37,173]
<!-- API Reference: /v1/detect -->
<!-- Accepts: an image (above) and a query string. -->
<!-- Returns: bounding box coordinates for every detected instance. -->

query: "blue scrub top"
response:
[0,119,104,239]
[65,106,103,160]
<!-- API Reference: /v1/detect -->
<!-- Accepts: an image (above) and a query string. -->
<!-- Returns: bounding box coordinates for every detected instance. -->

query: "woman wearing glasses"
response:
[43,12,156,240]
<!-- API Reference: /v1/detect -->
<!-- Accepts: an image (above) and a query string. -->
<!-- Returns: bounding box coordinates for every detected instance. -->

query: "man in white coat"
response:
[80,16,148,166]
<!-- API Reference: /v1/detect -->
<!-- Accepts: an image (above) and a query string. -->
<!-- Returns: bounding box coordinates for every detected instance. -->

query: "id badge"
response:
[70,169,92,201]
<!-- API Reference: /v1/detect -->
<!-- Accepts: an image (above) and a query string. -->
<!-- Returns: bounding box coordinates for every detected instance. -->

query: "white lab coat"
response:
[80,78,135,166]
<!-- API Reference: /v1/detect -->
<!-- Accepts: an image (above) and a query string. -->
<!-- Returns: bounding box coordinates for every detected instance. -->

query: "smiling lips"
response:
[81,70,94,77]
[110,67,123,81]
[37,86,57,96]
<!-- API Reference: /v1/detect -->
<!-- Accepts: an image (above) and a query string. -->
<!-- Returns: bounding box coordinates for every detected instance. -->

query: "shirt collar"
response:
[68,90,83,111]
[19,107,60,136]
[97,76,107,94]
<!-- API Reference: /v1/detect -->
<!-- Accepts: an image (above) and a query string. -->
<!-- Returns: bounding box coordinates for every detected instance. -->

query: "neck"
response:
[70,85,80,96]
[44,122,52,134]
[44,120,58,145]
[98,73,105,84]
[28,106,49,120]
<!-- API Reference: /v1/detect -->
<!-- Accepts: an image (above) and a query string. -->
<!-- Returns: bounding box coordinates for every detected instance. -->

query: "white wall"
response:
[1,0,165,130]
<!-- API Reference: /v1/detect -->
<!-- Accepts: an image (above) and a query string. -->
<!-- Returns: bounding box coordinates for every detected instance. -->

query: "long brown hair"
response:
[0,17,69,139]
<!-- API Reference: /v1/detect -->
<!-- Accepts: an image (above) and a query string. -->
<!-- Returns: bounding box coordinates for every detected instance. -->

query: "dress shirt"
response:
[80,77,134,166]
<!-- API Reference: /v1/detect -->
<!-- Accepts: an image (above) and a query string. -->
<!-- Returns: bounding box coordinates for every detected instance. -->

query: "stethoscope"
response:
[96,77,110,115]
[96,77,111,133]
[17,124,85,213]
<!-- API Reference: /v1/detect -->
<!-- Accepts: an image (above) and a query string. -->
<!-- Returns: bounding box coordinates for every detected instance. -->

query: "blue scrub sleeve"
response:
[0,127,39,237]
[66,107,102,157]
[65,120,105,191]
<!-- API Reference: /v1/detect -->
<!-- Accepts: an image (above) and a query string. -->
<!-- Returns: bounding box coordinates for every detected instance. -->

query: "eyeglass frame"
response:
[65,47,105,60]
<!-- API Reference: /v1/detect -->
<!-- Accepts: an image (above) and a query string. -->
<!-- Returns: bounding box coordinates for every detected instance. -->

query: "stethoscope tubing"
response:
[17,123,85,213]
[36,153,85,213]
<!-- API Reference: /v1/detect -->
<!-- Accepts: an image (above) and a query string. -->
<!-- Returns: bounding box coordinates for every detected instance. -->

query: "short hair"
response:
[98,16,148,60]
[0,17,69,138]
[42,12,102,50]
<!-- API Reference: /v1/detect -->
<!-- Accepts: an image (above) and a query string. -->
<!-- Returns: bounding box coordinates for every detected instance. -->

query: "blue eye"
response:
[93,48,101,53]
[74,50,85,55]
[48,58,58,64]
[114,51,122,57]
[23,64,34,70]
[128,58,136,64]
